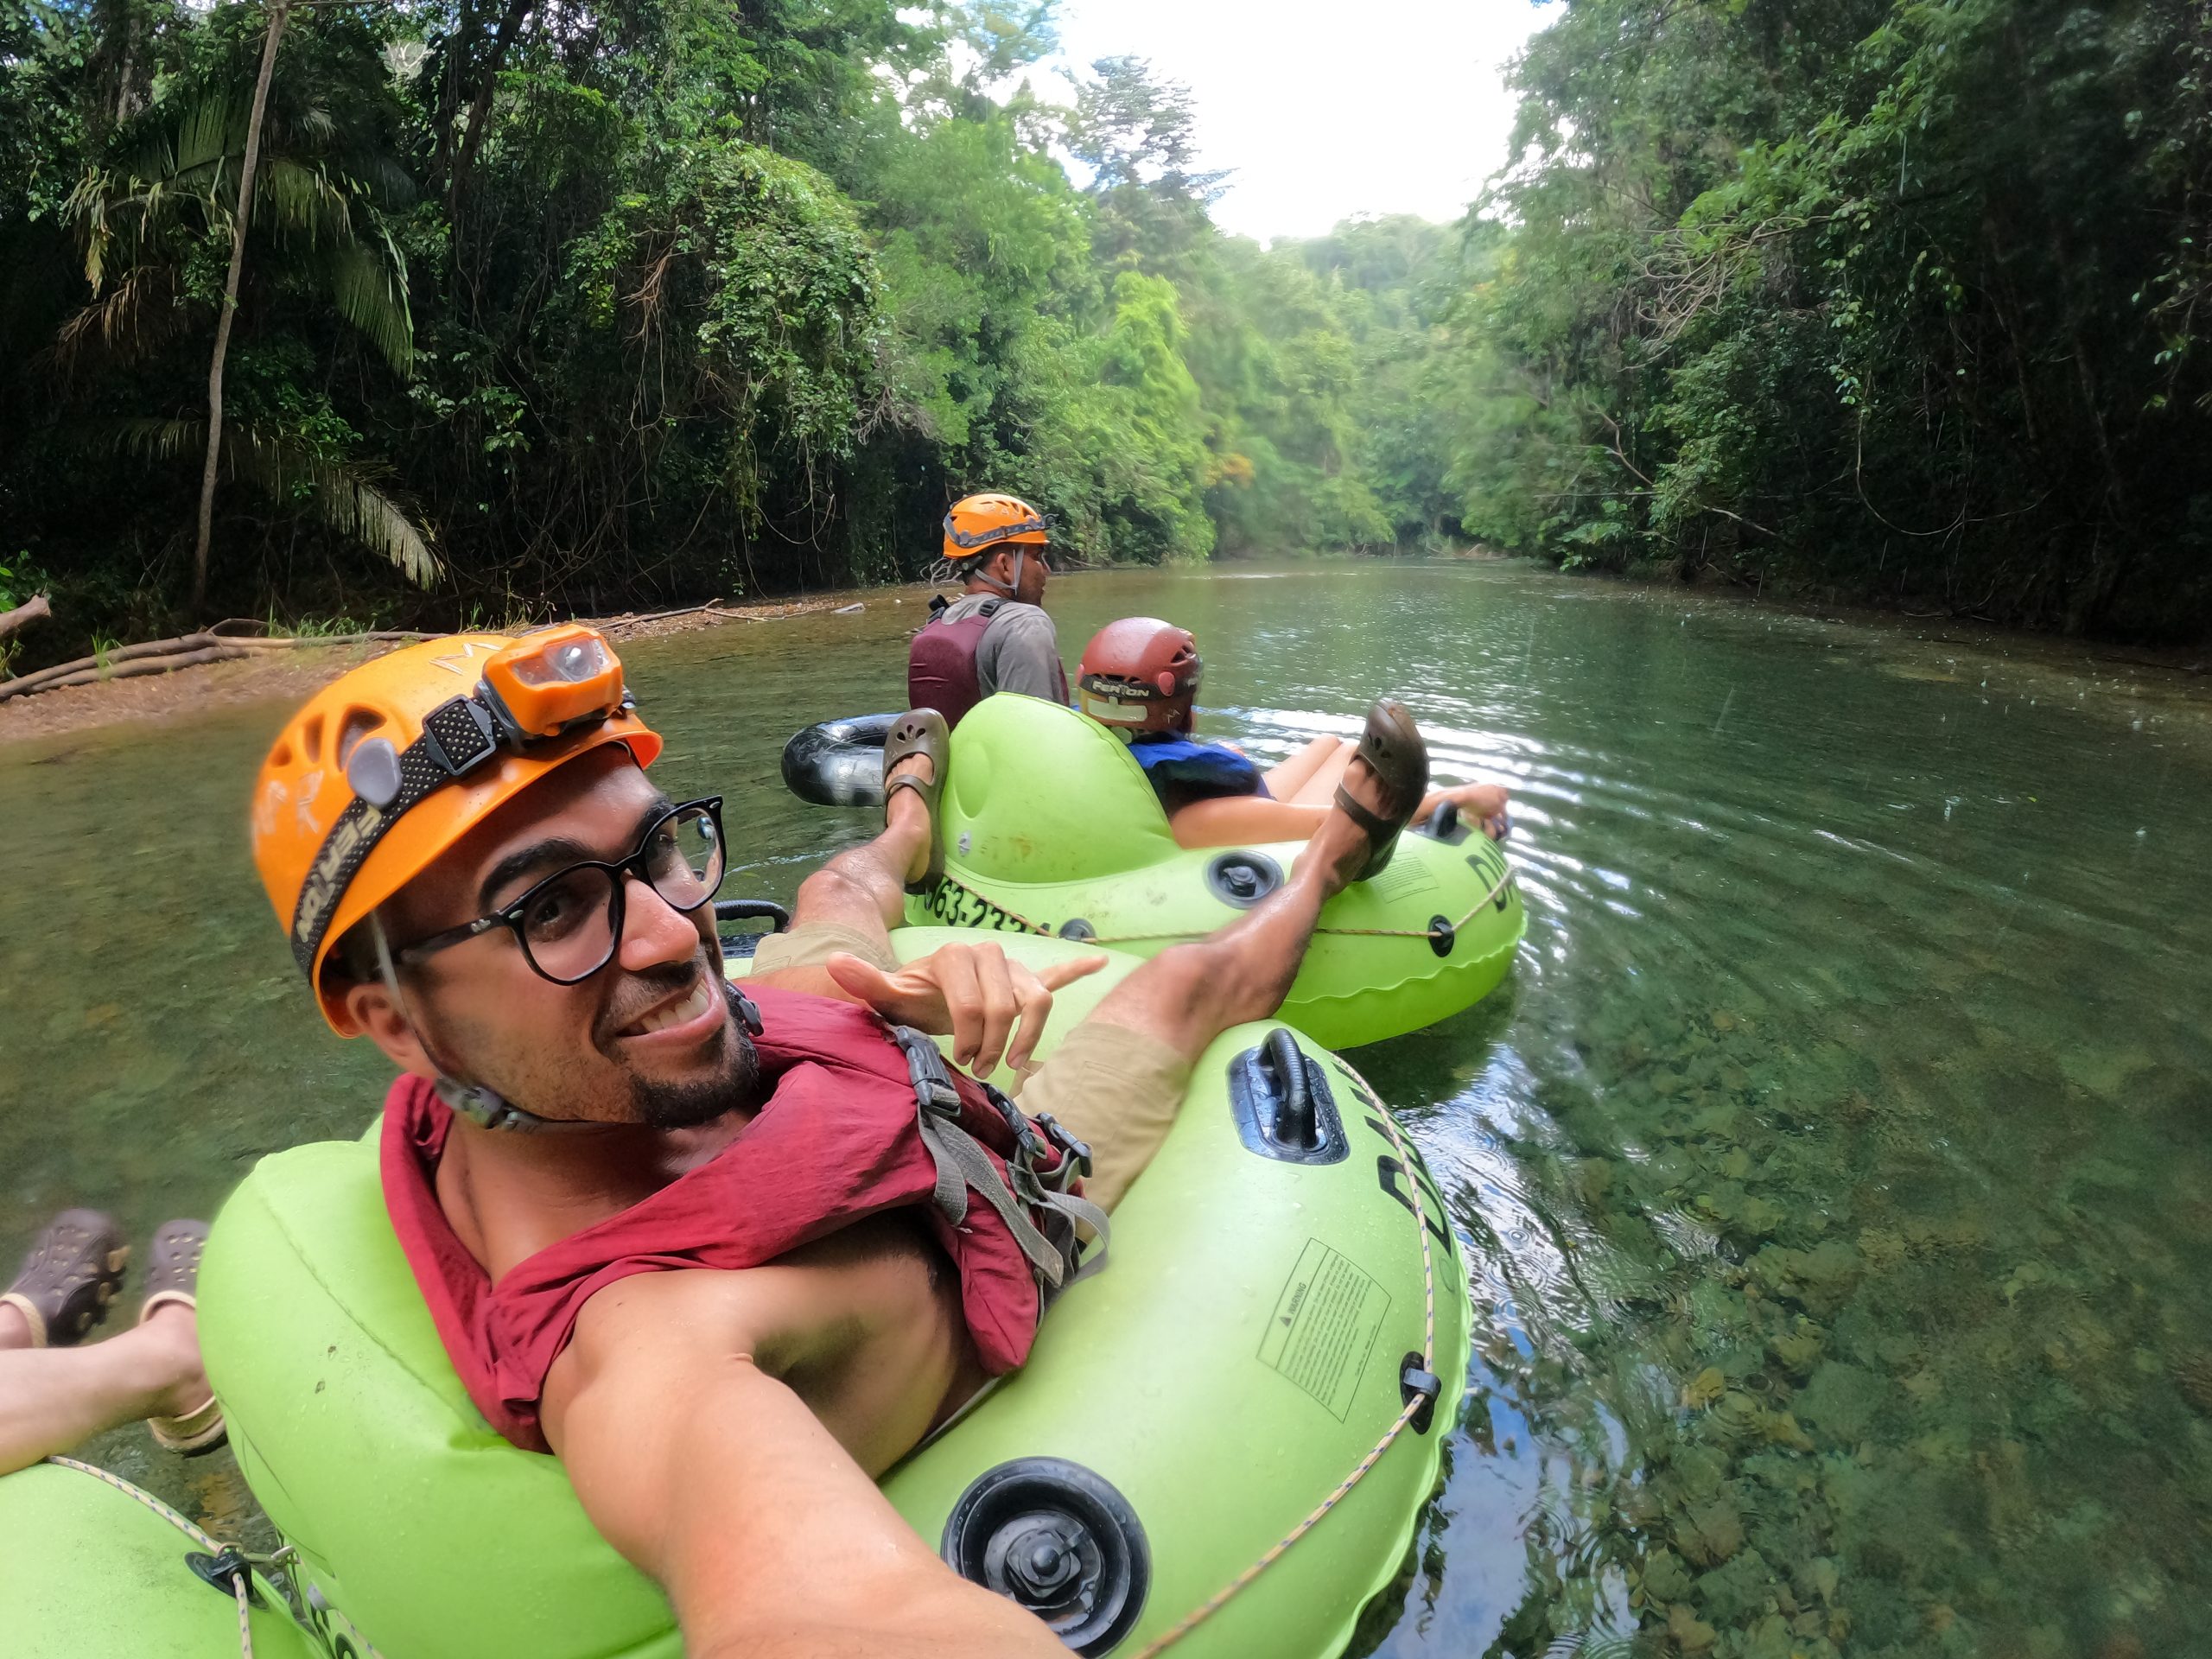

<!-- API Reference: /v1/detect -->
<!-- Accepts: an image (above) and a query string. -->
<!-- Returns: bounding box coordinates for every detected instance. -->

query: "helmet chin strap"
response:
[369,914,575,1134]
[969,546,1027,598]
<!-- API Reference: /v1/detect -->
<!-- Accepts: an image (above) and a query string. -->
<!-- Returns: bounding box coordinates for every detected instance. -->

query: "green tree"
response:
[1451,0,2212,636]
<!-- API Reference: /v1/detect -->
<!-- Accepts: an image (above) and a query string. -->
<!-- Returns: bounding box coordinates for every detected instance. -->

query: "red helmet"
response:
[1077,618,1201,735]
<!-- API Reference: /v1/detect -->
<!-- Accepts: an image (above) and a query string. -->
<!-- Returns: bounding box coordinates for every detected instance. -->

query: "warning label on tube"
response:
[1259,1239,1390,1421]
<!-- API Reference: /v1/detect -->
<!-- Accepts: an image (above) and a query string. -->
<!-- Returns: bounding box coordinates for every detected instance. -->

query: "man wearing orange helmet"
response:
[908,492,1067,726]
[245,623,1430,1657]
[1077,617,1512,847]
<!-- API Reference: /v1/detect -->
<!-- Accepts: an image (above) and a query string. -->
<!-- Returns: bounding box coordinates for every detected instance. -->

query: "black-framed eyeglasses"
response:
[395,798,727,985]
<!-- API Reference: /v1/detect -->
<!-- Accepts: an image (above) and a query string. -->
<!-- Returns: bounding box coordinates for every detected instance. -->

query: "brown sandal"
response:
[1,1209,128,1348]
[1333,698,1431,881]
[138,1219,226,1456]
[882,709,950,896]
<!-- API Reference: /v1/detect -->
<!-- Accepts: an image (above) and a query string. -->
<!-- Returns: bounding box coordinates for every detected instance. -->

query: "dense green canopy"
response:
[0,0,1442,663]
[1452,0,2212,639]
[2,0,2206,665]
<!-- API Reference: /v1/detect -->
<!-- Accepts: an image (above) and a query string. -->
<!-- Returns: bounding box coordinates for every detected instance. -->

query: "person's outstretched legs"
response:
[0,1214,214,1476]
[751,716,941,976]
[1024,722,1419,1206]
[1262,736,1357,805]
[0,1308,208,1476]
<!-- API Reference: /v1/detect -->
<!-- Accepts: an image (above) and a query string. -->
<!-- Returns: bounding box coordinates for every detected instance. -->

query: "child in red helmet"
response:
[1076,619,1510,845]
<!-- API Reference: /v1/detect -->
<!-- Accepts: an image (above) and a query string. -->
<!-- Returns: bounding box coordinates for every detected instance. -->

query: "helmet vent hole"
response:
[300,715,325,761]
[269,741,293,768]
[336,709,387,767]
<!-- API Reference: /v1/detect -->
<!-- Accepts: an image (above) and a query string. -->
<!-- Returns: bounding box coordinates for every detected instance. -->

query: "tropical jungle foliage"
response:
[0,0,1444,663]
[1450,0,2212,639]
[3,0,2207,666]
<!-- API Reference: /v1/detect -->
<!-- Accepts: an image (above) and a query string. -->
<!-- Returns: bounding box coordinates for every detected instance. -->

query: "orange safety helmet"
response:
[942,493,1049,563]
[1077,618,1202,735]
[250,625,662,1034]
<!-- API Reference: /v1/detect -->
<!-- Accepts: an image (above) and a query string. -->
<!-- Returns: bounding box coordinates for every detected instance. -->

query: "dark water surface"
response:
[4,563,2210,1656]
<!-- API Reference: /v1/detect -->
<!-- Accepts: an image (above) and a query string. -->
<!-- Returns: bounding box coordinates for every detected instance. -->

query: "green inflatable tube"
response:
[198,931,1471,1658]
[0,1459,314,1658]
[903,696,1526,1048]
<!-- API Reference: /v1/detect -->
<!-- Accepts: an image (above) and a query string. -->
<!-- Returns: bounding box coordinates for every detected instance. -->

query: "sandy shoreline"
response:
[0,594,868,746]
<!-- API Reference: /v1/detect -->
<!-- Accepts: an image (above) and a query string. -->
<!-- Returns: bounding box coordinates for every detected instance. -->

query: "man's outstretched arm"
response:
[544,1271,1061,1659]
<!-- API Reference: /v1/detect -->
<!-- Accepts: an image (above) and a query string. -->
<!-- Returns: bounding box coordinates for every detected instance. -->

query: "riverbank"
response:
[0,593,876,746]
[5,561,2209,752]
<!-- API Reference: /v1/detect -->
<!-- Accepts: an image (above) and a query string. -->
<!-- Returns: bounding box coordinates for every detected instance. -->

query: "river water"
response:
[3,561,2209,1656]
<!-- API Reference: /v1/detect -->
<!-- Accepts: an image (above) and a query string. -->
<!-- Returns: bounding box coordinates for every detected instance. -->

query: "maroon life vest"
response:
[907,598,1068,727]
[379,983,1098,1452]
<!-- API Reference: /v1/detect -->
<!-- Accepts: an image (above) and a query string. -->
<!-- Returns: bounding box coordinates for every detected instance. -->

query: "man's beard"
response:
[626,979,765,1129]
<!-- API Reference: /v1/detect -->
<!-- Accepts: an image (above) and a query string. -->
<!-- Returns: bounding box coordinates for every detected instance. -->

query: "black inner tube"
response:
[781,711,899,807]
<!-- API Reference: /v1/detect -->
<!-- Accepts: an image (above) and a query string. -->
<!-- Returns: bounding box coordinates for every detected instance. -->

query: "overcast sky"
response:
[1046,0,1564,243]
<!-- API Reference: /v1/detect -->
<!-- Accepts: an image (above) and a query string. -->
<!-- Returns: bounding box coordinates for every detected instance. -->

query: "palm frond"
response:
[170,91,241,182]
[116,419,442,588]
[66,168,117,291]
[115,416,203,465]
[359,152,417,210]
[326,236,414,374]
[54,266,188,374]
[257,156,355,244]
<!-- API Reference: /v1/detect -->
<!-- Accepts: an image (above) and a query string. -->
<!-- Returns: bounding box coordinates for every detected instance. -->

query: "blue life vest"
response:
[1128,735,1269,811]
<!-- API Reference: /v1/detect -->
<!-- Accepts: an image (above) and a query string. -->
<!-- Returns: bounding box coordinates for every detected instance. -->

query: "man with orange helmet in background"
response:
[908,492,1067,725]
[238,620,1431,1657]
[1078,616,1513,848]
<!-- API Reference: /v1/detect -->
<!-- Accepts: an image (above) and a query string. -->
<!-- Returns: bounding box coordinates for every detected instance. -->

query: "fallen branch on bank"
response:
[0,593,858,708]
[0,645,256,700]
[599,599,728,632]
[0,594,50,642]
[591,596,863,638]
[207,620,430,646]
[0,626,430,703]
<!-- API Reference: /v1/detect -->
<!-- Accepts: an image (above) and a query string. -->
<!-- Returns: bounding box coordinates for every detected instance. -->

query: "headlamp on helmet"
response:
[480,625,626,742]
[251,624,662,1035]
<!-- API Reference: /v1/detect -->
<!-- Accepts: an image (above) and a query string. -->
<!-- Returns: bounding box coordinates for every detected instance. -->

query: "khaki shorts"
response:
[748,922,1192,1210]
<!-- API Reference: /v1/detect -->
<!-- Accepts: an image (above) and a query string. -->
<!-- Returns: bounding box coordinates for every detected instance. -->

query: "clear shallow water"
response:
[3,563,2210,1656]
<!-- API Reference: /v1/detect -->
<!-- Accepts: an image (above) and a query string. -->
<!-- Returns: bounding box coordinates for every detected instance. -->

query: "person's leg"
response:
[1024,743,1398,1206]
[1280,738,1359,806]
[1260,736,1344,801]
[1088,791,1363,1053]
[0,1305,31,1351]
[750,718,940,984]
[792,728,937,930]
[0,1306,207,1477]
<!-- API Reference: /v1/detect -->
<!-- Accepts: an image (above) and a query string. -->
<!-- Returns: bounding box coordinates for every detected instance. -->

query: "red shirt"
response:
[379,985,1062,1451]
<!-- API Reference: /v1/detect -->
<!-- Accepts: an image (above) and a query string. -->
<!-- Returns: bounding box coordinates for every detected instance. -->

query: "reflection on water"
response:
[4,564,2211,1654]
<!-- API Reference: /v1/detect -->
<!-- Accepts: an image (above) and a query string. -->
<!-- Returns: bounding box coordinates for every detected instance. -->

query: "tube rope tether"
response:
[1128,1092,1443,1655]
[43,1454,266,1658]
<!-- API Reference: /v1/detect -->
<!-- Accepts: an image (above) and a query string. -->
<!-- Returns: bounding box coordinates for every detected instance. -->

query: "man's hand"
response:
[824,943,1109,1077]
[1423,781,1512,842]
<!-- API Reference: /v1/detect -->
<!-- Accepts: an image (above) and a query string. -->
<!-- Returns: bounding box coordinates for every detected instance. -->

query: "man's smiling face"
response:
[365,746,758,1128]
